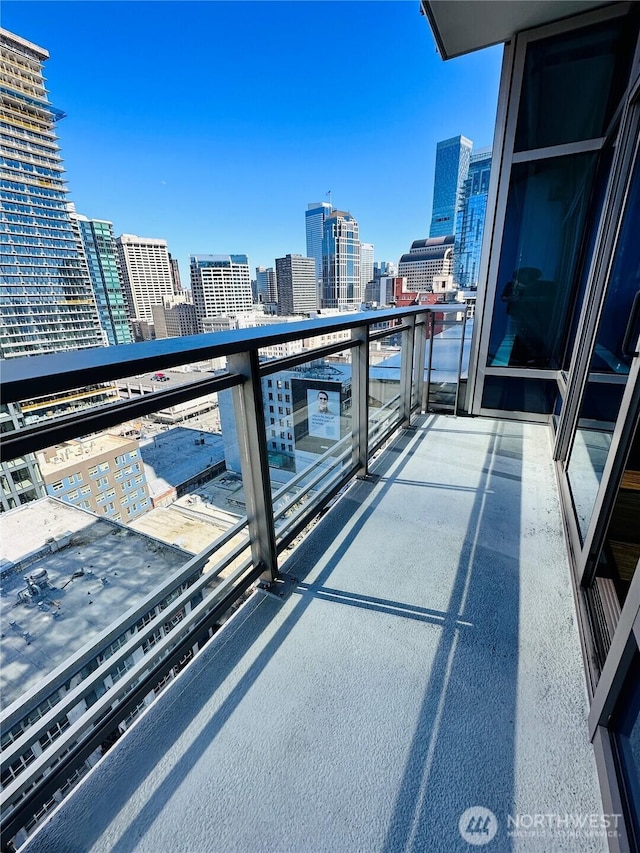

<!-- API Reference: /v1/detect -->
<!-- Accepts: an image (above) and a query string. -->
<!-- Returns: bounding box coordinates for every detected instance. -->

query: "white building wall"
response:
[116,235,174,324]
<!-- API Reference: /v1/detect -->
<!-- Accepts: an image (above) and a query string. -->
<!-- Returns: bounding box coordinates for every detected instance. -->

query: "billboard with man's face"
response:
[306,389,341,440]
[292,378,347,454]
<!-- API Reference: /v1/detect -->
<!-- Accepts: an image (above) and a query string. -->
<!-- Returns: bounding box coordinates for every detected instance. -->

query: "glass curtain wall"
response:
[566,149,640,544]
[474,8,638,416]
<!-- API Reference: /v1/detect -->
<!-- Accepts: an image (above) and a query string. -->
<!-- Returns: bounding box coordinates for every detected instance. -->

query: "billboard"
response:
[306,389,341,441]
[292,377,348,454]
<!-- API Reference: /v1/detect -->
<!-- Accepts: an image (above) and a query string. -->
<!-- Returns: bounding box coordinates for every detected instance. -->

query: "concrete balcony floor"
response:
[24,415,604,853]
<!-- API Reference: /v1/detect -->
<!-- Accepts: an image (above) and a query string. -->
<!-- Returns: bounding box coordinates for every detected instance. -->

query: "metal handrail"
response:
[0,307,425,403]
[0,304,466,846]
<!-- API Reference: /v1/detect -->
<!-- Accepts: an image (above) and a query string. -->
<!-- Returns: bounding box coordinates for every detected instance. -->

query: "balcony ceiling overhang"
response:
[421,0,616,59]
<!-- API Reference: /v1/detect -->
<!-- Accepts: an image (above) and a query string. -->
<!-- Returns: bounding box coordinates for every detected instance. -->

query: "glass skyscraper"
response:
[429,135,472,239]
[0,29,103,359]
[359,241,374,295]
[255,266,277,305]
[322,210,361,308]
[71,213,133,346]
[454,149,492,288]
[305,201,333,283]
[0,29,115,512]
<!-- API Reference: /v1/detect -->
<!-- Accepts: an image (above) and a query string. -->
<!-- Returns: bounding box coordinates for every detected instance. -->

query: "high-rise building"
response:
[255,267,267,302]
[359,242,374,296]
[151,293,198,339]
[322,210,361,309]
[0,29,116,511]
[364,276,395,307]
[275,254,317,315]
[365,261,397,306]
[190,255,253,327]
[0,403,45,511]
[116,235,174,325]
[373,260,397,279]
[455,149,492,288]
[305,201,333,282]
[70,212,133,346]
[0,30,104,360]
[168,254,182,294]
[255,266,277,306]
[398,236,455,293]
[429,135,473,238]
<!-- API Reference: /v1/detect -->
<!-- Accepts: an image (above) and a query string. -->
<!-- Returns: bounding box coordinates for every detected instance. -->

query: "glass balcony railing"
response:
[0,306,466,848]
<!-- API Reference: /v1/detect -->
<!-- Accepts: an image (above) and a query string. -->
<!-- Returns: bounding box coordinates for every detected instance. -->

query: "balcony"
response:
[0,308,605,851]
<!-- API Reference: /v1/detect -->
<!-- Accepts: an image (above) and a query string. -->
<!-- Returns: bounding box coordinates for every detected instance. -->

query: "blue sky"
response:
[5,1,502,279]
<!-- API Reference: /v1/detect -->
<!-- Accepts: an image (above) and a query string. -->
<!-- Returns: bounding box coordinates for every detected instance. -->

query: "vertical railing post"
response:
[412,311,428,414]
[228,349,278,585]
[423,309,436,413]
[399,313,416,426]
[454,307,468,416]
[351,324,369,477]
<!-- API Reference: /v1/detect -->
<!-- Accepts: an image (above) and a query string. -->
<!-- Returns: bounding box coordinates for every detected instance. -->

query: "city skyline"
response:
[2,1,502,275]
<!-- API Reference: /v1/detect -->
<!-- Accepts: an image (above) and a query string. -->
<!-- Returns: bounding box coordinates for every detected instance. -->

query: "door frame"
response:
[589,565,640,853]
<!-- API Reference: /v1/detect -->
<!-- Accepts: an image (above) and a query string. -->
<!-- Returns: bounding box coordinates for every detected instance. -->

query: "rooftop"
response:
[128,471,245,554]
[0,499,189,710]
[0,28,49,60]
[117,367,216,390]
[138,427,225,503]
[37,433,135,477]
[21,415,603,852]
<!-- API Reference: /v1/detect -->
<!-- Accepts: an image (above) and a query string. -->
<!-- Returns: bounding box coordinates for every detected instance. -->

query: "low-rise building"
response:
[0,498,201,846]
[138,426,226,507]
[36,434,150,523]
[202,313,305,359]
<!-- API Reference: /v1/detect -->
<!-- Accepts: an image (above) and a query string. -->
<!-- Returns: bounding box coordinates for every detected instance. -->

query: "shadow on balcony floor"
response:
[24,415,604,853]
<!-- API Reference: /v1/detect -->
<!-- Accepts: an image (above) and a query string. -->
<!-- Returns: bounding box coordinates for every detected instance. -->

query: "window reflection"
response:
[488,152,598,368]
[515,15,636,152]
[613,653,640,845]
[567,150,640,541]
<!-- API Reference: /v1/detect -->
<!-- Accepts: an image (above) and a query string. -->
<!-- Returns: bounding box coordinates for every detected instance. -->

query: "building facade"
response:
[398,236,455,294]
[190,254,253,327]
[36,434,150,523]
[0,30,104,360]
[305,201,333,283]
[322,210,361,309]
[71,213,133,346]
[116,234,174,326]
[255,266,277,307]
[364,276,394,307]
[0,404,45,511]
[429,135,472,239]
[454,149,492,288]
[201,313,305,359]
[168,253,182,294]
[0,498,197,849]
[275,254,317,315]
[359,242,374,297]
[151,293,198,339]
[0,29,116,511]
